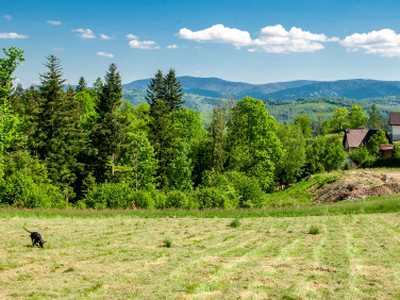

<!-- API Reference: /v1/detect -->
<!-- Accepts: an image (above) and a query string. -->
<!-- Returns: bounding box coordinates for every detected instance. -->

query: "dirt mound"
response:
[313,171,400,202]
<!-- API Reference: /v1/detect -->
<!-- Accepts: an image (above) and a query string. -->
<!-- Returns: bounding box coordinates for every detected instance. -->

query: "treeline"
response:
[0,48,390,209]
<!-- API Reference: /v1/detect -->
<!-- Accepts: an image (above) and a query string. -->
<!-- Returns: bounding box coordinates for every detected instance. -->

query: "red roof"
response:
[389,112,400,125]
[344,129,370,148]
[379,144,394,150]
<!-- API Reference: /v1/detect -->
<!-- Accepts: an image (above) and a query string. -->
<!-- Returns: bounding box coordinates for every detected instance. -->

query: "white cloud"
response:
[167,44,178,49]
[340,29,400,57]
[100,34,112,40]
[3,15,12,20]
[47,20,62,26]
[72,28,96,39]
[127,34,159,50]
[96,51,114,58]
[126,34,138,40]
[177,24,252,47]
[0,32,28,39]
[177,24,337,53]
[54,47,64,51]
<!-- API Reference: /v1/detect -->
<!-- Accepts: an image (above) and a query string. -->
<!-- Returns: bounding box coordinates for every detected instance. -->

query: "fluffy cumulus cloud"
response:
[47,20,62,26]
[178,24,252,48]
[96,51,114,58]
[340,29,400,57]
[252,25,338,53]
[177,24,337,53]
[72,28,96,39]
[127,34,159,50]
[100,34,112,40]
[0,32,28,39]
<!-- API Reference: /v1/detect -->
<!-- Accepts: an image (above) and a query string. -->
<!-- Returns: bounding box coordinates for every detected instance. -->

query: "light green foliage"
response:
[294,114,313,138]
[306,135,346,173]
[330,107,349,132]
[368,130,389,155]
[366,104,382,129]
[0,47,24,180]
[348,146,374,166]
[167,142,193,191]
[275,123,306,186]
[0,47,25,99]
[0,150,66,208]
[84,183,135,209]
[165,190,198,209]
[348,105,367,129]
[194,186,238,209]
[228,97,282,191]
[132,190,155,209]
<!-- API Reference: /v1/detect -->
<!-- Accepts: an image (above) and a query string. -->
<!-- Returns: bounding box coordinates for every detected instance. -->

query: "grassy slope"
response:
[1,211,400,299]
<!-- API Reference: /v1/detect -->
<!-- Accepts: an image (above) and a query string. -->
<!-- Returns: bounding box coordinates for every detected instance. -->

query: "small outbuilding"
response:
[389,112,400,141]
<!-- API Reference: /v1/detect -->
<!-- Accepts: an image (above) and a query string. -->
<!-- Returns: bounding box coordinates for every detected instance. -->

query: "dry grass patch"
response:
[0,213,400,299]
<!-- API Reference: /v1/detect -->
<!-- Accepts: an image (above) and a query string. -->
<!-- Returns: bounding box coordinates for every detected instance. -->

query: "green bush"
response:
[132,190,154,209]
[165,190,198,209]
[84,183,135,209]
[0,173,66,208]
[194,187,238,209]
[224,171,265,208]
[229,218,241,228]
[348,146,375,167]
[152,190,167,209]
[308,225,320,235]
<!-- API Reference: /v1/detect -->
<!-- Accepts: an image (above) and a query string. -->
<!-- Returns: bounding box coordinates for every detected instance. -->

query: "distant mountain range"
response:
[122,77,400,101]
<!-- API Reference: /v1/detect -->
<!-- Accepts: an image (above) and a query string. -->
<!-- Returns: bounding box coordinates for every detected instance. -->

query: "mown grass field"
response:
[1,201,400,299]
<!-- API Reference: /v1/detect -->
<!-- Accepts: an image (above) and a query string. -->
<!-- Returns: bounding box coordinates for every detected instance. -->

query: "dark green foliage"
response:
[145,69,164,107]
[366,104,383,129]
[163,68,184,112]
[229,218,241,228]
[76,76,87,92]
[308,225,320,235]
[90,63,129,183]
[84,183,135,209]
[163,238,173,248]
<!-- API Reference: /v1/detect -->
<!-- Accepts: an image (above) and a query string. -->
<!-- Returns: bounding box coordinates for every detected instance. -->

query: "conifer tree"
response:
[146,69,164,108]
[90,63,129,183]
[162,68,184,112]
[76,76,87,92]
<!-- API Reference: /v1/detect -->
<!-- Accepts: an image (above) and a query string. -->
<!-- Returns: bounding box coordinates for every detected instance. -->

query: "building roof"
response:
[379,144,394,150]
[344,129,377,148]
[389,112,400,125]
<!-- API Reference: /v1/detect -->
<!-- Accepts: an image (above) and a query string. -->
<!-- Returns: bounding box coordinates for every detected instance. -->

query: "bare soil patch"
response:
[314,170,400,202]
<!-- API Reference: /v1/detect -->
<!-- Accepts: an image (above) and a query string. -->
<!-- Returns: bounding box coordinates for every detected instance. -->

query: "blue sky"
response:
[3,0,400,87]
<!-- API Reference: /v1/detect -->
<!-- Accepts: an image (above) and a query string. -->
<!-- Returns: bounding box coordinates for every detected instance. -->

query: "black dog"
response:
[23,227,46,248]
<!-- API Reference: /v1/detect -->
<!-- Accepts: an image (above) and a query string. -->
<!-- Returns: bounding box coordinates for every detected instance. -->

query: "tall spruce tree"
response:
[146,69,164,108]
[162,68,184,112]
[90,63,128,183]
[36,56,86,201]
[76,76,87,92]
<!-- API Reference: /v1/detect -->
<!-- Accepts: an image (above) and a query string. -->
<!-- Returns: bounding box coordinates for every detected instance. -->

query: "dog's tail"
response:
[23,226,32,233]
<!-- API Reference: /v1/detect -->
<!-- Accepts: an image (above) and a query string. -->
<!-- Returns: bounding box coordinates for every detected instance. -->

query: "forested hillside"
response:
[0,47,396,210]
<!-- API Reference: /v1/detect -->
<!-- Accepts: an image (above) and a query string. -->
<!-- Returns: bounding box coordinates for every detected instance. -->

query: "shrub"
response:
[194,187,238,209]
[229,218,241,228]
[308,225,320,235]
[84,183,135,209]
[224,171,265,208]
[163,238,173,248]
[132,190,154,209]
[152,190,167,209]
[165,190,198,209]
[0,173,66,208]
